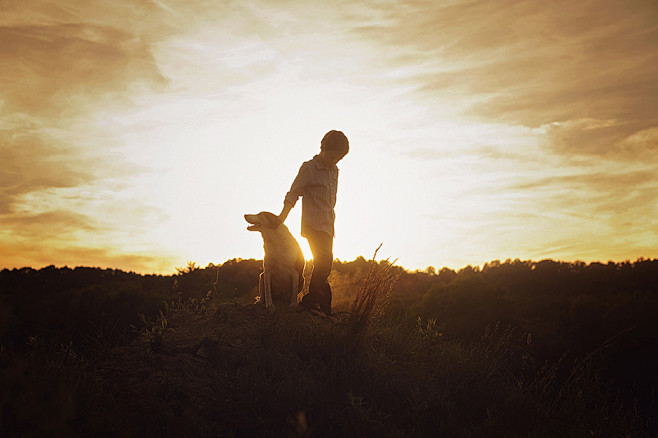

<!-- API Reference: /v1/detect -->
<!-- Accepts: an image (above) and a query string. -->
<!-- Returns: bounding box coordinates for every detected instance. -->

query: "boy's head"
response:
[321,130,349,155]
[320,130,349,165]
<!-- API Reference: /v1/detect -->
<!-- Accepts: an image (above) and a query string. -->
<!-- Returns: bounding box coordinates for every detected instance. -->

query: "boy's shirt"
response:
[284,155,339,237]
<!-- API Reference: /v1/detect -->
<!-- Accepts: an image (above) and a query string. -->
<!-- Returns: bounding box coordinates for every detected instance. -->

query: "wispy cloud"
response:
[351,0,658,155]
[0,24,166,116]
[3,240,174,273]
[340,0,658,265]
[0,1,170,269]
[0,131,90,213]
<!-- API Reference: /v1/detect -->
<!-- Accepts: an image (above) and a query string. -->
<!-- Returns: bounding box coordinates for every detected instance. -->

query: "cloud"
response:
[0,0,169,212]
[616,127,658,159]
[0,131,92,214]
[0,22,166,117]
[0,240,175,273]
[0,210,97,238]
[0,206,175,273]
[506,167,658,239]
[0,1,173,267]
[0,127,142,215]
[349,0,658,266]
[350,0,658,156]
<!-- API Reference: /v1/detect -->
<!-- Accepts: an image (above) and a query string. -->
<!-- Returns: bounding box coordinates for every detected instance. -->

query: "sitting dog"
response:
[244,211,305,309]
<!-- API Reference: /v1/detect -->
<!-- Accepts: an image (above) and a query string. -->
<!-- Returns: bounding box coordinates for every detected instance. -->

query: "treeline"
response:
[2,258,657,352]
[0,259,260,353]
[1,257,657,430]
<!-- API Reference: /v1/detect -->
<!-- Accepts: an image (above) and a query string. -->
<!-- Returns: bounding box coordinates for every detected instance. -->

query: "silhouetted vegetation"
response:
[1,257,656,436]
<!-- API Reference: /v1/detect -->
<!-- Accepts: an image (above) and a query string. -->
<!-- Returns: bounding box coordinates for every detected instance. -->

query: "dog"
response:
[244,211,305,309]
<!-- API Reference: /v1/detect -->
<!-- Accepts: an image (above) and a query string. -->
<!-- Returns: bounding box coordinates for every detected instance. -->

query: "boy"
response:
[278,130,349,318]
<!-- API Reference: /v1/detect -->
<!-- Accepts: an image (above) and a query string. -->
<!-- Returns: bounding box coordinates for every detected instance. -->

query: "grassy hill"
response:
[1,258,656,436]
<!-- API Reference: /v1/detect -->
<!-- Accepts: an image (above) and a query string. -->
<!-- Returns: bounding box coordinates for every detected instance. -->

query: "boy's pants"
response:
[301,228,333,315]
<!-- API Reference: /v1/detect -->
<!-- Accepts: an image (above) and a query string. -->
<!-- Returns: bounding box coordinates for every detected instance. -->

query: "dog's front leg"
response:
[263,269,275,310]
[258,272,264,304]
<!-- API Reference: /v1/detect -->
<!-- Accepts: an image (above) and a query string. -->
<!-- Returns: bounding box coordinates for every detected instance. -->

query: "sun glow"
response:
[90,26,469,270]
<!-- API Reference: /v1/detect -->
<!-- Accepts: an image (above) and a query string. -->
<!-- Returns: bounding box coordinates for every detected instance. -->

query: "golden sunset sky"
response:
[1,0,657,273]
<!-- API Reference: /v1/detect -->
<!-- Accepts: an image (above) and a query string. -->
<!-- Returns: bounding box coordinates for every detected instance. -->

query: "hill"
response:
[1,258,657,436]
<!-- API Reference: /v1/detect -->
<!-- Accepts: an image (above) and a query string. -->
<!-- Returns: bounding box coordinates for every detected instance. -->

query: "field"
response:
[1,257,656,437]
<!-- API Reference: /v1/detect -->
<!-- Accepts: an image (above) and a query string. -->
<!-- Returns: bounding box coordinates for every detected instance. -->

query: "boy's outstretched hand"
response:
[278,203,292,223]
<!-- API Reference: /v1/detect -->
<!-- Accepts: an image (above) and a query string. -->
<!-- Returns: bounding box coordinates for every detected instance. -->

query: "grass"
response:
[347,244,400,346]
[0,254,653,437]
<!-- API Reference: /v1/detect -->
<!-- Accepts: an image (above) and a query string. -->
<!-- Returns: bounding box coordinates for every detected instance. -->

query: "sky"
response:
[1,0,657,274]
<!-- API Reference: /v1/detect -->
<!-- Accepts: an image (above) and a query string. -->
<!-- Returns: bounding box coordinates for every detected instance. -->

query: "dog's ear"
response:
[261,211,281,228]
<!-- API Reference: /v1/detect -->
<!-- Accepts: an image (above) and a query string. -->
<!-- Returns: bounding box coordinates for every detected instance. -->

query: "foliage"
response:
[347,244,401,347]
[139,310,169,353]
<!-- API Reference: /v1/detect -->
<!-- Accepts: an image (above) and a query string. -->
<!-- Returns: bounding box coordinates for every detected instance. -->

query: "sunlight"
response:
[100,62,399,269]
[90,69,549,272]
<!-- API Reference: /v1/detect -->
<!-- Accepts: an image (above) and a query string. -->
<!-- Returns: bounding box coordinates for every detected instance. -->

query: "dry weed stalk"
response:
[347,244,400,342]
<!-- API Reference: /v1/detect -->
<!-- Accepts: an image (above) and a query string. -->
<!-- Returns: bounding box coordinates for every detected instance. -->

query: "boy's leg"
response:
[302,228,333,315]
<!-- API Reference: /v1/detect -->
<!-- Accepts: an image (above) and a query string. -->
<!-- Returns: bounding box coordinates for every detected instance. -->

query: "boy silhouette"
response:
[278,130,349,318]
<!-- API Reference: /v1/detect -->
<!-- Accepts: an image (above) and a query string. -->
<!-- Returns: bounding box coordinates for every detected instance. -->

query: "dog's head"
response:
[244,212,281,232]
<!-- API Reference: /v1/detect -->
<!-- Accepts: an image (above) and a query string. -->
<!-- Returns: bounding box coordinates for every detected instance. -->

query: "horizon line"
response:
[3,255,657,277]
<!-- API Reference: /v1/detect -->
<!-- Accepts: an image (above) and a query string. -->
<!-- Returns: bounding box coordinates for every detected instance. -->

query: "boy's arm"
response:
[278,202,293,223]
[279,162,308,223]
